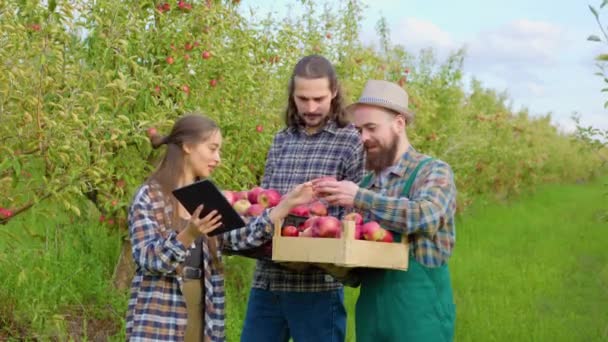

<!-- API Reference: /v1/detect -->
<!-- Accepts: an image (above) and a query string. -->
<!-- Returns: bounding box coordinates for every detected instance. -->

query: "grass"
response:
[0,202,127,341]
[1,176,607,340]
[447,177,608,341]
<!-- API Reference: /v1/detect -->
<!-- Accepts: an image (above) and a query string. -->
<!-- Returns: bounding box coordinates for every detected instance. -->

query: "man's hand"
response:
[313,180,359,208]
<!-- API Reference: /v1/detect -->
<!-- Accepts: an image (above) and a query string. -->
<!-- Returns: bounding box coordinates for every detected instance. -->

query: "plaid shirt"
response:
[354,146,457,267]
[250,120,365,292]
[126,181,275,341]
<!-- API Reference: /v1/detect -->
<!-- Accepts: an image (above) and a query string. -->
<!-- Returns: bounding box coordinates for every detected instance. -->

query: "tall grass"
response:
[0,203,126,341]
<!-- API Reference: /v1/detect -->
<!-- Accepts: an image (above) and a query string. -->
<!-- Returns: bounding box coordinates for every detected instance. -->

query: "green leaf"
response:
[588,35,602,42]
[590,5,599,19]
[602,0,608,9]
[596,53,608,61]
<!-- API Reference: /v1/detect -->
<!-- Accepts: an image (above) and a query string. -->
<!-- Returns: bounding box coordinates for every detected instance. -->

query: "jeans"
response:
[240,287,346,342]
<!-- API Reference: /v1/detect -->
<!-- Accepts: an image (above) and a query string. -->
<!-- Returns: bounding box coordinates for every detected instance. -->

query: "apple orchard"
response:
[0,0,604,288]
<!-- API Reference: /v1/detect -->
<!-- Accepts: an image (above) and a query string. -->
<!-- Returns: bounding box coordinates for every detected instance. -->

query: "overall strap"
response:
[359,172,374,188]
[401,158,433,196]
[395,157,433,244]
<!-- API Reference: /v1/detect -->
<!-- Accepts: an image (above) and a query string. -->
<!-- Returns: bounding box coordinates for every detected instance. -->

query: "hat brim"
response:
[345,100,414,117]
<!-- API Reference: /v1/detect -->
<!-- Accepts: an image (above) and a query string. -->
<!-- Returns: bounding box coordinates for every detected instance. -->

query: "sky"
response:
[239,0,608,135]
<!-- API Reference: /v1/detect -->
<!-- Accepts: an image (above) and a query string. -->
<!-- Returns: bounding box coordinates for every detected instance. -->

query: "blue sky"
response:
[239,0,608,134]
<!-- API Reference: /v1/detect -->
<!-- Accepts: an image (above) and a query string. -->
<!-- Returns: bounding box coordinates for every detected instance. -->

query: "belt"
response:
[182,266,203,279]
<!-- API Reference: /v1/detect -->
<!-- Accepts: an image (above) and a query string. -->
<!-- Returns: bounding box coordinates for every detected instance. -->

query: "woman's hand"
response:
[179,205,223,247]
[269,182,314,223]
[187,205,223,236]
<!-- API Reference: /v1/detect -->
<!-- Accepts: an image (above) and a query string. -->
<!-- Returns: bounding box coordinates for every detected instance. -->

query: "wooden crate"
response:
[271,219,409,271]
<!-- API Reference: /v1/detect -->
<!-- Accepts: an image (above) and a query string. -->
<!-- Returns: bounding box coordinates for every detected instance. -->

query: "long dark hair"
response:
[148,113,222,269]
[284,55,350,128]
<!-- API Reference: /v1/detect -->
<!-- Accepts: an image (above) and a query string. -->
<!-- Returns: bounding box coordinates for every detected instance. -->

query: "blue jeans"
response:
[240,287,346,342]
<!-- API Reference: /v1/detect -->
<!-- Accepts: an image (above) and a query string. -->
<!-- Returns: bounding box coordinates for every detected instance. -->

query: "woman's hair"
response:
[284,54,350,129]
[147,113,222,269]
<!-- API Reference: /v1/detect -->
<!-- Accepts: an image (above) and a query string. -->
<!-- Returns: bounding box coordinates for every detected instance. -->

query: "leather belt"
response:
[182,266,203,279]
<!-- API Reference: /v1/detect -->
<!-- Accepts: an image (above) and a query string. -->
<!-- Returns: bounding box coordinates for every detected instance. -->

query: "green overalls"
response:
[355,159,456,342]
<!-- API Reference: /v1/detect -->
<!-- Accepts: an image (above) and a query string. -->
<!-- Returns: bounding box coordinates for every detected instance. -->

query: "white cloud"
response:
[393,18,459,53]
[468,19,565,71]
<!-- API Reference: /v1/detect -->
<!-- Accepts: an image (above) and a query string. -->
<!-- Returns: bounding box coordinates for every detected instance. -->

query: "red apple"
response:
[289,205,309,217]
[299,227,314,237]
[210,79,217,87]
[166,56,174,64]
[246,204,265,217]
[116,179,126,188]
[248,186,264,204]
[326,32,332,39]
[300,216,319,232]
[281,225,299,237]
[146,127,157,138]
[222,190,237,206]
[235,190,249,201]
[344,212,363,225]
[308,201,327,216]
[355,225,363,240]
[380,229,394,243]
[202,51,211,59]
[256,125,263,133]
[0,208,13,219]
[361,221,386,241]
[182,85,190,94]
[258,189,281,208]
[233,199,251,215]
[314,216,342,238]
[184,42,194,51]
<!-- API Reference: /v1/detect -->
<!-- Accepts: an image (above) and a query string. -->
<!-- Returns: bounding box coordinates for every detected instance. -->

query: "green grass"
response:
[446,177,608,341]
[0,202,127,341]
[1,177,607,341]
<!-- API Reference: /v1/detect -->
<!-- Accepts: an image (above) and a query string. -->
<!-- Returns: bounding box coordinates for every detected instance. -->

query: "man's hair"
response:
[284,55,350,128]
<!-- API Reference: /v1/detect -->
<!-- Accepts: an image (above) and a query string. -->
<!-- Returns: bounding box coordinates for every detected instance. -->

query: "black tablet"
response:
[172,179,246,236]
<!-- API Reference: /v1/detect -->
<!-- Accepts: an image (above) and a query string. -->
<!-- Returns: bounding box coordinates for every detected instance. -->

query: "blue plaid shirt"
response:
[354,146,457,267]
[248,120,365,292]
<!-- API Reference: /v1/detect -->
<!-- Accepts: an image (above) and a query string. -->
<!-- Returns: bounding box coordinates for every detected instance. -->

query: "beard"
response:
[365,132,400,173]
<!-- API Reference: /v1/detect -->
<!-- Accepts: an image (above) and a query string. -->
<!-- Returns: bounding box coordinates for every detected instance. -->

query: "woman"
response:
[126,113,314,341]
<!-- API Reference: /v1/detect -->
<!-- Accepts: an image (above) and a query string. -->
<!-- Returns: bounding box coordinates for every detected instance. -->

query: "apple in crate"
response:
[246,203,265,217]
[281,225,299,237]
[344,212,363,225]
[248,186,264,204]
[314,216,341,238]
[222,190,237,206]
[235,191,249,201]
[299,227,314,237]
[300,216,318,231]
[308,201,327,216]
[354,225,363,240]
[361,221,394,242]
[258,189,281,208]
[381,229,394,242]
[233,199,251,215]
[289,205,309,217]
